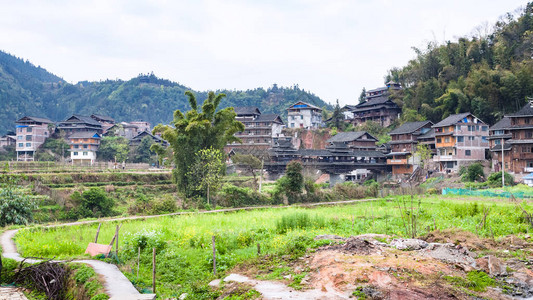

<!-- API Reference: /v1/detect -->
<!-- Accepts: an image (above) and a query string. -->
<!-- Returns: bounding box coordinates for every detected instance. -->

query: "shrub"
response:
[150,195,178,214]
[0,187,37,226]
[219,184,268,207]
[462,163,485,182]
[332,182,366,199]
[487,171,515,187]
[71,188,115,218]
[274,161,304,203]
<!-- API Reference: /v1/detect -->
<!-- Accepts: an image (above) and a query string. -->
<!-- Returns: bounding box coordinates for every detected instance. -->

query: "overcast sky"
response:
[0,0,527,106]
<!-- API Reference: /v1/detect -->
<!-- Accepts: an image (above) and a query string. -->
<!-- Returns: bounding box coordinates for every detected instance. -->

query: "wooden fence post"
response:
[115,225,119,257]
[212,235,216,276]
[257,243,261,255]
[94,223,101,243]
[137,247,140,283]
[152,248,156,294]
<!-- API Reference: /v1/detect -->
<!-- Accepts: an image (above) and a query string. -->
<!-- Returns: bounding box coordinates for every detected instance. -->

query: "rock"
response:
[419,243,476,268]
[390,238,428,250]
[208,279,221,287]
[488,255,507,276]
[299,274,311,285]
[315,234,345,241]
[179,293,188,300]
[283,274,292,280]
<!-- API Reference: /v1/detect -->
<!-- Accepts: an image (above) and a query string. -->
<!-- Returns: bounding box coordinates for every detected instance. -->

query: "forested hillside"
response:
[0,52,330,134]
[387,3,533,125]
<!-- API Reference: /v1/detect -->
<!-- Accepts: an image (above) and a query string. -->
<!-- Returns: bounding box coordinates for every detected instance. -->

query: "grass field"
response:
[14,195,533,299]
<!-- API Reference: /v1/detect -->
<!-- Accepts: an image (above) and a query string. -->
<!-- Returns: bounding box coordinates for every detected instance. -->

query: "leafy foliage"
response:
[462,163,485,182]
[71,187,115,218]
[188,148,226,205]
[98,136,129,162]
[389,4,533,124]
[154,92,244,198]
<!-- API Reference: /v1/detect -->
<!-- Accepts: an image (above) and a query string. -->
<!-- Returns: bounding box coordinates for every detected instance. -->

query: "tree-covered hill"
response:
[0,52,331,134]
[386,3,533,125]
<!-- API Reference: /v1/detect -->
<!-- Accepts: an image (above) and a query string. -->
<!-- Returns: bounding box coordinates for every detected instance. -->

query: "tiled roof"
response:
[432,113,472,127]
[254,114,283,123]
[489,117,511,131]
[389,121,433,135]
[326,131,377,143]
[288,101,322,111]
[418,128,435,139]
[234,107,261,116]
[355,95,393,108]
[91,114,115,123]
[508,102,533,117]
[69,131,101,139]
[63,115,102,126]
[16,116,53,124]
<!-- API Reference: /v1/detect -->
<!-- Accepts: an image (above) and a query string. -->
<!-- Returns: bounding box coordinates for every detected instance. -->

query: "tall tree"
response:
[188,148,225,206]
[358,88,367,103]
[153,91,244,197]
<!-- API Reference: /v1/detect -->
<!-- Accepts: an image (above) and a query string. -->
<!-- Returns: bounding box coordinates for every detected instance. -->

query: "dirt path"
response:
[1,198,378,299]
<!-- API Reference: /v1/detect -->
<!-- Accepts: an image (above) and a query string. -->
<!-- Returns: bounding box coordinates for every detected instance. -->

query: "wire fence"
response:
[442,187,533,199]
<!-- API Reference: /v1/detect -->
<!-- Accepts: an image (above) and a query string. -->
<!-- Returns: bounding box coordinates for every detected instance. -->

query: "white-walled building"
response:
[287,101,323,129]
[69,131,101,165]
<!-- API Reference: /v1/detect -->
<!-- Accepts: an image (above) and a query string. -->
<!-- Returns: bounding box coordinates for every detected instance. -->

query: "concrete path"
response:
[0,229,152,299]
[0,287,28,300]
[1,198,378,299]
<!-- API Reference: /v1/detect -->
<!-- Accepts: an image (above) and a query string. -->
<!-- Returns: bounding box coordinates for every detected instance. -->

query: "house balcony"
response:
[433,155,454,162]
[387,158,408,165]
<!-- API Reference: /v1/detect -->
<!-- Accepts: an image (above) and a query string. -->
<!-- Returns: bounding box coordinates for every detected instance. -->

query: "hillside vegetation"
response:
[0,52,330,134]
[388,3,533,125]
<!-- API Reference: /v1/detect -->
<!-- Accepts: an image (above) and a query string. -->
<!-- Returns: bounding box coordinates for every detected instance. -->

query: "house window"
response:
[84,145,88,149]
[465,150,471,156]
[17,128,22,133]
[482,136,487,142]
[26,143,31,147]
[482,126,488,131]
[74,152,78,156]
[469,136,475,141]
[527,132,533,139]
[83,152,88,156]
[26,127,32,133]
[74,145,79,149]
[290,123,295,128]
[527,118,531,124]
[457,136,464,142]
[18,143,23,147]
[445,137,450,143]
[495,139,501,145]
[476,125,479,130]
[17,136,22,140]
[456,125,461,130]
[300,115,303,120]
[25,135,32,141]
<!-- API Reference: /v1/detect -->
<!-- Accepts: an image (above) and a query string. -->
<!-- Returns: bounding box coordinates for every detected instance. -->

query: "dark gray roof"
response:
[389,121,433,135]
[234,107,261,116]
[91,114,115,123]
[489,117,511,131]
[355,95,392,108]
[418,128,435,140]
[432,113,473,127]
[490,143,511,151]
[508,102,533,117]
[366,86,389,94]
[69,131,101,139]
[16,116,53,124]
[63,115,102,126]
[254,114,283,123]
[326,131,377,143]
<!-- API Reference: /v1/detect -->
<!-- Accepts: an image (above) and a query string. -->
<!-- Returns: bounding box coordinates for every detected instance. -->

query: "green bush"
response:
[462,163,485,182]
[70,188,115,219]
[487,171,515,187]
[0,182,37,227]
[150,195,178,214]
[219,184,268,207]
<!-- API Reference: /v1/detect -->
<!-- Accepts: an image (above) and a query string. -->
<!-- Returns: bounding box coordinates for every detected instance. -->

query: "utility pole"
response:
[502,138,505,188]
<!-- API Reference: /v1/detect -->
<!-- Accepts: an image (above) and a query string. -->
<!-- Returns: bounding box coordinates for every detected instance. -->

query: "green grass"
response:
[14,195,533,299]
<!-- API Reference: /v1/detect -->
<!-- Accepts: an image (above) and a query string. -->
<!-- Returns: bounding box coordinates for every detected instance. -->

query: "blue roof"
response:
[523,173,533,180]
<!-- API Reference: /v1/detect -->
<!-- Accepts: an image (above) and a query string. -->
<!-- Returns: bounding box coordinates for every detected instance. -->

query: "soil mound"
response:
[423,229,492,251]
[326,237,382,255]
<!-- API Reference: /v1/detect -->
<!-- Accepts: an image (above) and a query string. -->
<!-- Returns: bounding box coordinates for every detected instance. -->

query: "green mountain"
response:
[0,52,331,134]
[387,3,533,125]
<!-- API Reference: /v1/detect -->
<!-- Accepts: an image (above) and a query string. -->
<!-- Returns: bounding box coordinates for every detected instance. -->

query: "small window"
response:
[300,115,303,120]
[74,145,79,149]
[18,143,23,147]
[437,138,442,143]
[457,136,464,142]
[83,152,88,156]
[482,136,487,142]
[83,145,88,149]
[26,143,31,147]
[73,152,78,156]
[26,127,32,133]
[456,125,461,130]
[482,126,488,131]
[17,136,22,140]
[445,137,450,143]
[495,139,501,145]
[25,135,32,141]
[465,150,471,156]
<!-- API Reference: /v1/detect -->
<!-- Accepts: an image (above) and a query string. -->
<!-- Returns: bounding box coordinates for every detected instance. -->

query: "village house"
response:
[387,121,434,175]
[227,107,284,152]
[0,134,16,148]
[326,131,378,150]
[349,82,402,127]
[490,102,533,174]
[287,101,323,129]
[57,115,103,137]
[130,131,169,147]
[68,131,101,165]
[432,113,489,172]
[90,114,115,133]
[15,116,53,161]
[488,117,511,172]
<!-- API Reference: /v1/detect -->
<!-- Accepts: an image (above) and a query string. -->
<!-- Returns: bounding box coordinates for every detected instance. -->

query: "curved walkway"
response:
[0,198,378,299]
